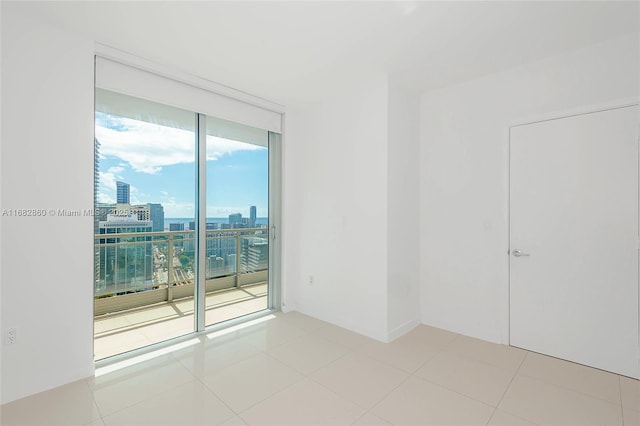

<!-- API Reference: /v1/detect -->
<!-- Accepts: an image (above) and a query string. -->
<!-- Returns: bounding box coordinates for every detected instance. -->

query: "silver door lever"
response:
[512,250,530,257]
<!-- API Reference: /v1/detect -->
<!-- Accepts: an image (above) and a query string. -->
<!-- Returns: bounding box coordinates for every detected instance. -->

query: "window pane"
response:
[94,89,196,360]
[205,117,269,326]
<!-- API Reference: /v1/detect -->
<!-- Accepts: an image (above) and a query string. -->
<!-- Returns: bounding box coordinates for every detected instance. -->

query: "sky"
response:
[95,112,268,218]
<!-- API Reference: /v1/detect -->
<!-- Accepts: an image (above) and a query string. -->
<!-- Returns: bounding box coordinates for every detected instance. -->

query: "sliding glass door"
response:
[94,88,279,360]
[204,117,270,327]
[94,89,197,360]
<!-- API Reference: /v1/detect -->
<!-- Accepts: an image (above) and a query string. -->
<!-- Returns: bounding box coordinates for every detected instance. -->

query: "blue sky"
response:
[95,112,268,218]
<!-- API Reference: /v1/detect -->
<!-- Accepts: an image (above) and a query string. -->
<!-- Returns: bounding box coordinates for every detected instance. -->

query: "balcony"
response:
[94,228,269,360]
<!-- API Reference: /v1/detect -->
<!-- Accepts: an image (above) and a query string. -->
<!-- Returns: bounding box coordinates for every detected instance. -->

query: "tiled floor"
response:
[2,311,639,425]
[94,283,268,360]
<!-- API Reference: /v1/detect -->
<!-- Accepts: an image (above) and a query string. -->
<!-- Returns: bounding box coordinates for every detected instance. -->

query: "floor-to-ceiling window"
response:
[93,56,281,361]
[204,117,271,327]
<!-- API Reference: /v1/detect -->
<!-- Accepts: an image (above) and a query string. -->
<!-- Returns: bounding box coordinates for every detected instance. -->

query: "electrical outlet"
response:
[5,328,17,345]
[308,275,314,285]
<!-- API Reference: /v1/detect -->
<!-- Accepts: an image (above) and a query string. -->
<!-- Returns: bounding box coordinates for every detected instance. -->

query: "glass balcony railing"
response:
[94,228,269,316]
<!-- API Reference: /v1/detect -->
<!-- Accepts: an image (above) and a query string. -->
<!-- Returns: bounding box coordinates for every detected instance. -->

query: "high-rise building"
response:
[169,223,185,231]
[94,138,102,289]
[131,204,151,221]
[229,213,242,226]
[206,256,227,277]
[93,202,115,234]
[187,221,217,231]
[94,138,100,206]
[116,181,130,204]
[97,214,153,295]
[93,138,104,235]
[242,236,268,272]
[147,203,164,232]
[249,205,257,227]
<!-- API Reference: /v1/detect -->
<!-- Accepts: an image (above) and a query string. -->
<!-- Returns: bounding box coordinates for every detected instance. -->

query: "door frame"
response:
[505,98,640,348]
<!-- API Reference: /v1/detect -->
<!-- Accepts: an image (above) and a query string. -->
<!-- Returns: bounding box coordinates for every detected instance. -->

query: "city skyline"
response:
[95,111,269,218]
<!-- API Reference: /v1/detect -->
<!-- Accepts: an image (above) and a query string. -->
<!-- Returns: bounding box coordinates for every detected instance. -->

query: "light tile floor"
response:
[2,311,639,425]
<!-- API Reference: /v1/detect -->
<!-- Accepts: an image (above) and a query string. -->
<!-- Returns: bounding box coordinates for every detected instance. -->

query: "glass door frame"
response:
[94,111,282,366]
[195,114,282,332]
[267,131,282,312]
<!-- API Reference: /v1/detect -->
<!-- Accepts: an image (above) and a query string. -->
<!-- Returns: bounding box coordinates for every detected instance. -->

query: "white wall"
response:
[419,34,639,344]
[283,75,390,341]
[387,79,420,339]
[1,7,95,404]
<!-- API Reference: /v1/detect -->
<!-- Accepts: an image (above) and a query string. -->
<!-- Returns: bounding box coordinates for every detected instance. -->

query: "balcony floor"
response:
[94,283,268,360]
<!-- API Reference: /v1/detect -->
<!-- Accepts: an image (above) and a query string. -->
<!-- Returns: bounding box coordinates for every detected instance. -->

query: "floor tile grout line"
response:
[408,373,496,414]
[298,368,373,418]
[307,329,449,419]
[348,409,390,426]
[300,345,359,378]
[190,366,241,420]
[195,349,309,416]
[351,345,432,376]
[307,328,373,352]
[171,346,262,377]
[265,325,357,357]
[413,340,453,372]
[97,376,201,422]
[516,369,625,406]
[439,339,529,374]
[350,338,453,376]
[485,348,530,425]
[232,373,310,419]
[95,348,208,420]
[307,326,378,351]
[349,410,370,426]
[366,339,522,425]
[85,379,106,424]
[363,373,415,426]
[498,352,630,425]
[435,347,528,378]
[305,350,411,415]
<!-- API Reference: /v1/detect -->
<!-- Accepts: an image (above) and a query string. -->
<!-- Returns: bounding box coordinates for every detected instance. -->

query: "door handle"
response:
[512,250,530,257]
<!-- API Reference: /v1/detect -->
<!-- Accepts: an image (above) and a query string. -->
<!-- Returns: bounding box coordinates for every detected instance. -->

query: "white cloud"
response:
[96,121,194,174]
[129,185,144,205]
[97,192,116,204]
[96,115,264,174]
[97,171,141,204]
[206,137,264,162]
[159,191,195,217]
[99,171,117,191]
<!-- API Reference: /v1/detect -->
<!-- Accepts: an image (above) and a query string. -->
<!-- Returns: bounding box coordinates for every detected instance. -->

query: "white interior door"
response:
[509,105,639,378]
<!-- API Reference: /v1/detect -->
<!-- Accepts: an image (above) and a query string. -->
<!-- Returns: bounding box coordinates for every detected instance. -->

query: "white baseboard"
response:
[386,319,420,342]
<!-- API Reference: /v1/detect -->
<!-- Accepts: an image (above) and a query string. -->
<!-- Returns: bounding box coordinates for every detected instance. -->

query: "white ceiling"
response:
[8,1,639,105]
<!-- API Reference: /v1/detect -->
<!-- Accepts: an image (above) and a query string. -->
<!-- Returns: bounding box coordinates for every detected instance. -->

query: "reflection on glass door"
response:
[94,89,196,360]
[204,117,270,326]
